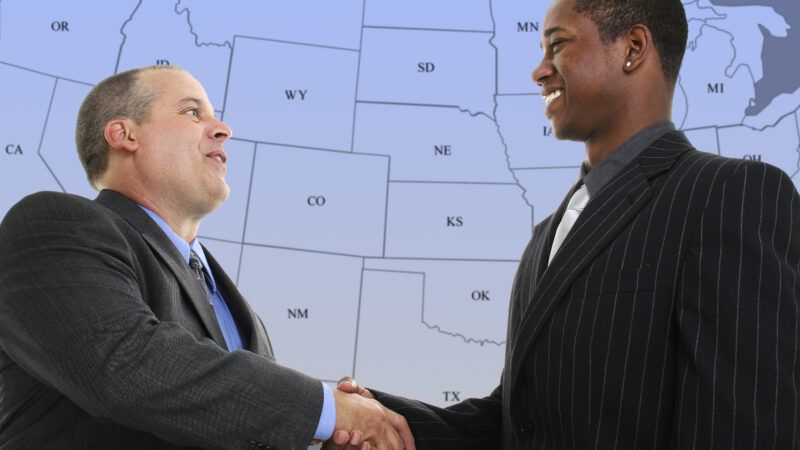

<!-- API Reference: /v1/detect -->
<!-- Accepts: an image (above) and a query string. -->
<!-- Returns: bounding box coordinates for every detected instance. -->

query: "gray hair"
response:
[75,65,182,189]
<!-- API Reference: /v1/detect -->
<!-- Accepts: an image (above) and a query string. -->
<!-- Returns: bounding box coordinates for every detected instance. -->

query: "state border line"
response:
[382,158,391,258]
[198,237,522,264]
[232,34,359,53]
[363,24,493,35]
[488,0,535,224]
[235,141,258,285]
[113,0,142,74]
[680,105,800,134]
[361,268,506,347]
[0,60,93,87]
[390,180,519,186]
[352,258,367,377]
[229,136,392,160]
[175,0,231,49]
[357,99,495,120]
[349,0,367,155]
[511,165,582,171]
[37,79,65,193]
[229,137,349,154]
[220,31,237,121]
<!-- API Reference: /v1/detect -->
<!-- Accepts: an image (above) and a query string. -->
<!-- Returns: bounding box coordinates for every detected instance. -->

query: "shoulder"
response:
[0,191,115,238]
[5,190,101,215]
[667,149,793,195]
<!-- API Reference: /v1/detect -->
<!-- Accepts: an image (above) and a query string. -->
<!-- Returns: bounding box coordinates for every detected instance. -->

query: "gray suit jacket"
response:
[374,131,800,449]
[0,190,322,450]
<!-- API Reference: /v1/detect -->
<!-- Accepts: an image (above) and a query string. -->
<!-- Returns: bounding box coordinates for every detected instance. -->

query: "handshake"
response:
[316,377,415,450]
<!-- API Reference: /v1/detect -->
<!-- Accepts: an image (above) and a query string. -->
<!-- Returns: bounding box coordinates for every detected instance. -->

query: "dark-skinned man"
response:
[329,0,800,448]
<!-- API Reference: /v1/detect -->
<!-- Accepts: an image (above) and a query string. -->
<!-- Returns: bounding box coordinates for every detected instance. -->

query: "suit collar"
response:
[94,190,229,348]
[202,249,274,357]
[507,130,694,401]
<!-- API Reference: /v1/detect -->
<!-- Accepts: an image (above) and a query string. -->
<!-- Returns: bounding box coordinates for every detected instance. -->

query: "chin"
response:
[552,122,584,143]
[212,186,230,207]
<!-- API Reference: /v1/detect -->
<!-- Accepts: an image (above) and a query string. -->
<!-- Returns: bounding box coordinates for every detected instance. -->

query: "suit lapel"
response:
[202,248,274,357]
[507,131,694,387]
[95,190,228,347]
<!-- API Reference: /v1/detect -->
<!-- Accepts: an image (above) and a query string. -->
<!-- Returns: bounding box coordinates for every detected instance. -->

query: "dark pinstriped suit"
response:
[374,130,800,449]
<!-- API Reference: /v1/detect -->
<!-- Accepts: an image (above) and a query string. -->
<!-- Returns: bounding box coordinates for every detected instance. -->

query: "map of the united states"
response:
[1,0,798,415]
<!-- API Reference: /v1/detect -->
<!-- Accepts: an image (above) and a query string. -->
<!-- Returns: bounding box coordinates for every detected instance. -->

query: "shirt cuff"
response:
[313,382,336,440]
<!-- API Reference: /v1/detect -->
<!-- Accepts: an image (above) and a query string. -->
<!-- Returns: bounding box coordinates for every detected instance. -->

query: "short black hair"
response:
[574,0,688,85]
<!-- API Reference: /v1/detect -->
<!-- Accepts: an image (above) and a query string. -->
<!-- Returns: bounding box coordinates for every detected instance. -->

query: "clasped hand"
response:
[320,377,414,450]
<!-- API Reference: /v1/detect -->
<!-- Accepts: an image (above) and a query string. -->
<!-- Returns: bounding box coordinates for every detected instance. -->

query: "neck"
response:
[103,178,201,243]
[584,104,670,167]
[136,196,202,243]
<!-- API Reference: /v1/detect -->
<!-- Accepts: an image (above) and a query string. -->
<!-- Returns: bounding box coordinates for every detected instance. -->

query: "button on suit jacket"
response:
[0,190,320,450]
[373,131,800,449]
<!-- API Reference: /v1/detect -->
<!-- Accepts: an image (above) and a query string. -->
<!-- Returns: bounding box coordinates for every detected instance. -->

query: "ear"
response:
[103,119,139,153]
[622,24,651,73]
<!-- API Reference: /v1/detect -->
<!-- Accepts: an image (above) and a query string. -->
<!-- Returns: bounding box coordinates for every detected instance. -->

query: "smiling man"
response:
[330,0,800,448]
[0,66,413,450]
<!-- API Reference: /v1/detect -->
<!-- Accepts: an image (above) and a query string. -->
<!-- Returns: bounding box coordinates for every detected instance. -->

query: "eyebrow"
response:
[539,26,568,49]
[543,26,567,38]
[177,96,204,106]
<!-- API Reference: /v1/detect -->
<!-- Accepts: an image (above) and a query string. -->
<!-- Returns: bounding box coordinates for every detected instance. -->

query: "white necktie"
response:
[549,184,590,263]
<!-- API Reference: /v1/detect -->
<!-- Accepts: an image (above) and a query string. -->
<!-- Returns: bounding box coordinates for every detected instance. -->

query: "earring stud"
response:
[626,61,632,68]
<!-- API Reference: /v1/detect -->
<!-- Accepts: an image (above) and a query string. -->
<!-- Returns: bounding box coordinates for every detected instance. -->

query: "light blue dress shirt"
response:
[139,206,335,440]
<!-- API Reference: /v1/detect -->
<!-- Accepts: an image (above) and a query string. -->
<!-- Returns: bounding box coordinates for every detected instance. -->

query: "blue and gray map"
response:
[1,0,798,411]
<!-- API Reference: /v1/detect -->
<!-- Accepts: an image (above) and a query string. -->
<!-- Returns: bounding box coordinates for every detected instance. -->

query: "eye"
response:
[184,108,199,118]
[551,39,566,54]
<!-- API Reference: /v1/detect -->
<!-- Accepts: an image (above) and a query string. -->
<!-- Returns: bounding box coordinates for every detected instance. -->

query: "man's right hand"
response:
[331,388,408,449]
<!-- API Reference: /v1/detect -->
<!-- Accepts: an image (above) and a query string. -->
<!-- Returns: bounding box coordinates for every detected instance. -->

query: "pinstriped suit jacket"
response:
[0,190,322,449]
[374,130,800,449]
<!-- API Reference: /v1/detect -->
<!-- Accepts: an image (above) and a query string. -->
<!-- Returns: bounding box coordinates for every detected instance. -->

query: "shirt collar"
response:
[138,205,217,292]
[580,121,675,196]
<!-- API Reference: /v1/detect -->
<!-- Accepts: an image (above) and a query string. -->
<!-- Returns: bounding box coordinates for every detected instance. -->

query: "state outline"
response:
[363,24,493,35]
[0,61,93,87]
[114,0,143,74]
[348,0,368,153]
[680,107,800,177]
[391,180,520,186]
[356,100,495,122]
[489,0,536,214]
[173,0,231,49]
[682,22,765,129]
[682,104,800,133]
[684,0,726,51]
[204,238,523,264]
[221,33,360,120]
[235,141,258,285]
[794,111,800,177]
[36,78,64,193]
[676,77,689,129]
[360,268,506,350]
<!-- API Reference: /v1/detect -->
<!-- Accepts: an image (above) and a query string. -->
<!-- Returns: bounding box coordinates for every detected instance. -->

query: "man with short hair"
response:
[332,0,800,448]
[0,65,413,450]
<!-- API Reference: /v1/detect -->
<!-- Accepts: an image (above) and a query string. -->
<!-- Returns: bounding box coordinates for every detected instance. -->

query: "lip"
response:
[544,89,564,118]
[540,85,564,97]
[205,149,227,171]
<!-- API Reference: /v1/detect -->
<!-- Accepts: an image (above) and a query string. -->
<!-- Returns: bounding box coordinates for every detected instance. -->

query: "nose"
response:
[210,116,233,142]
[532,55,554,87]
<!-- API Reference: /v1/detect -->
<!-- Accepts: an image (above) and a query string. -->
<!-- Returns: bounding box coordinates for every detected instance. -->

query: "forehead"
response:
[543,0,582,34]
[141,69,210,106]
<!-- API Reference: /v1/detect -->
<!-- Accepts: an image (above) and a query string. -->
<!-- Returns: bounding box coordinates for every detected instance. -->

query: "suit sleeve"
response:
[372,383,502,449]
[672,162,800,448]
[0,192,322,450]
